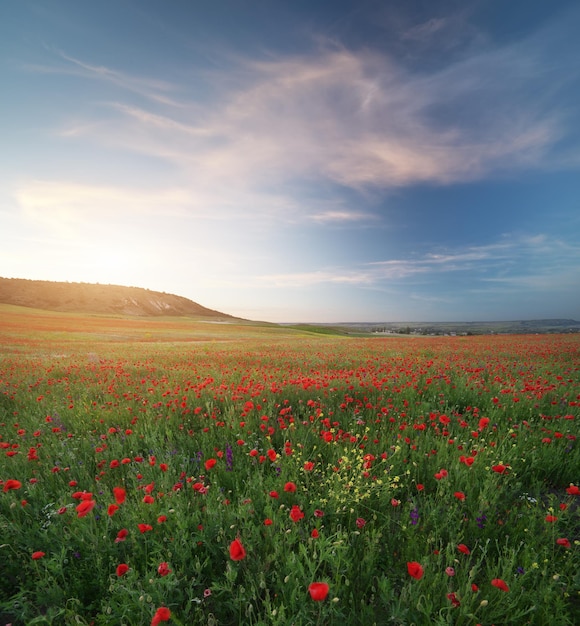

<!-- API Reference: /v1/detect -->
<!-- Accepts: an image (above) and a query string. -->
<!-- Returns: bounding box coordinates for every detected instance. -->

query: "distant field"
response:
[0,304,299,347]
[331,319,580,335]
[1,306,579,625]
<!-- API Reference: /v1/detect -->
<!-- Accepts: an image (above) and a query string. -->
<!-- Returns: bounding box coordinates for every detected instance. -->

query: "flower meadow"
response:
[0,311,579,625]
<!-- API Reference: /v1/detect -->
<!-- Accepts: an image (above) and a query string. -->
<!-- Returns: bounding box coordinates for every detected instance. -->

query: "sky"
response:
[1,0,580,323]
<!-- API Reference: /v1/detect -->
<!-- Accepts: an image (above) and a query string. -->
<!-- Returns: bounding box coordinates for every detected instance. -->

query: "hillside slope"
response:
[0,278,239,319]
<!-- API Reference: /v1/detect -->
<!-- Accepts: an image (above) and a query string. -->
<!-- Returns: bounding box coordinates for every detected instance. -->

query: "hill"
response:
[0,277,239,320]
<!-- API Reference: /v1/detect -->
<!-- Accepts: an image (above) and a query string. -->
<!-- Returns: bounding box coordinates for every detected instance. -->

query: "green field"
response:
[1,306,578,625]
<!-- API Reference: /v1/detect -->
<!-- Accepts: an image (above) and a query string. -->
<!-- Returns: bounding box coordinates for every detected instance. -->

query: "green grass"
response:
[0,313,578,625]
[280,324,364,336]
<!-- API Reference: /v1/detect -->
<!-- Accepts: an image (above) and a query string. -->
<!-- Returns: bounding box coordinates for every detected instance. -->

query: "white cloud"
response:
[402,17,449,41]
[256,269,374,288]
[26,50,182,107]
[40,26,573,227]
[182,47,560,188]
[309,210,375,223]
[253,233,579,289]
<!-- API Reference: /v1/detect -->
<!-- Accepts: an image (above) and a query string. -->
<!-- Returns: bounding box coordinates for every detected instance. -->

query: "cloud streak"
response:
[255,234,580,289]
[26,50,182,107]
[39,17,576,229]
[126,46,563,189]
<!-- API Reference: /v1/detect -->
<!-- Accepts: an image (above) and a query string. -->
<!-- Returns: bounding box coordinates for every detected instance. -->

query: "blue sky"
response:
[1,0,580,323]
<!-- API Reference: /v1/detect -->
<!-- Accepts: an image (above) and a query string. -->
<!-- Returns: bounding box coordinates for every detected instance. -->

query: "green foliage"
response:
[0,331,578,624]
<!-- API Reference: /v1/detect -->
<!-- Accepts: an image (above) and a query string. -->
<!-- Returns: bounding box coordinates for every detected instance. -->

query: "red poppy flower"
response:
[108,504,119,516]
[76,499,96,518]
[492,464,509,474]
[308,582,329,601]
[446,592,460,607]
[407,561,424,580]
[556,538,571,548]
[311,528,319,538]
[491,578,509,592]
[284,481,297,493]
[289,505,304,522]
[229,538,246,561]
[545,515,558,523]
[204,458,217,470]
[112,487,126,504]
[304,461,314,471]
[454,491,466,501]
[157,562,172,576]
[566,485,579,495]
[264,518,273,526]
[151,606,171,626]
[138,523,153,533]
[32,551,45,560]
[478,417,490,431]
[157,515,167,523]
[143,495,154,504]
[457,544,470,555]
[416,484,424,491]
[2,479,22,492]
[269,490,279,498]
[116,563,129,577]
[356,517,366,528]
[115,528,128,543]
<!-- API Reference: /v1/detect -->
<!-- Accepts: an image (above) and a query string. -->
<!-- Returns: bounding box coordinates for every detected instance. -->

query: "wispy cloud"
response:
[33,13,576,228]
[403,17,449,42]
[26,50,182,107]
[257,269,374,288]
[138,45,563,188]
[308,210,376,223]
[254,234,579,289]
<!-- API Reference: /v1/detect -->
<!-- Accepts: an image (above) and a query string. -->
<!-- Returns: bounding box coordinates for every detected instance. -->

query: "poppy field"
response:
[0,307,579,625]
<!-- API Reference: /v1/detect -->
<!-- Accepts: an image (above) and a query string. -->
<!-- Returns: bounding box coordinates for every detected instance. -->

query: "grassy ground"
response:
[0,306,578,625]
